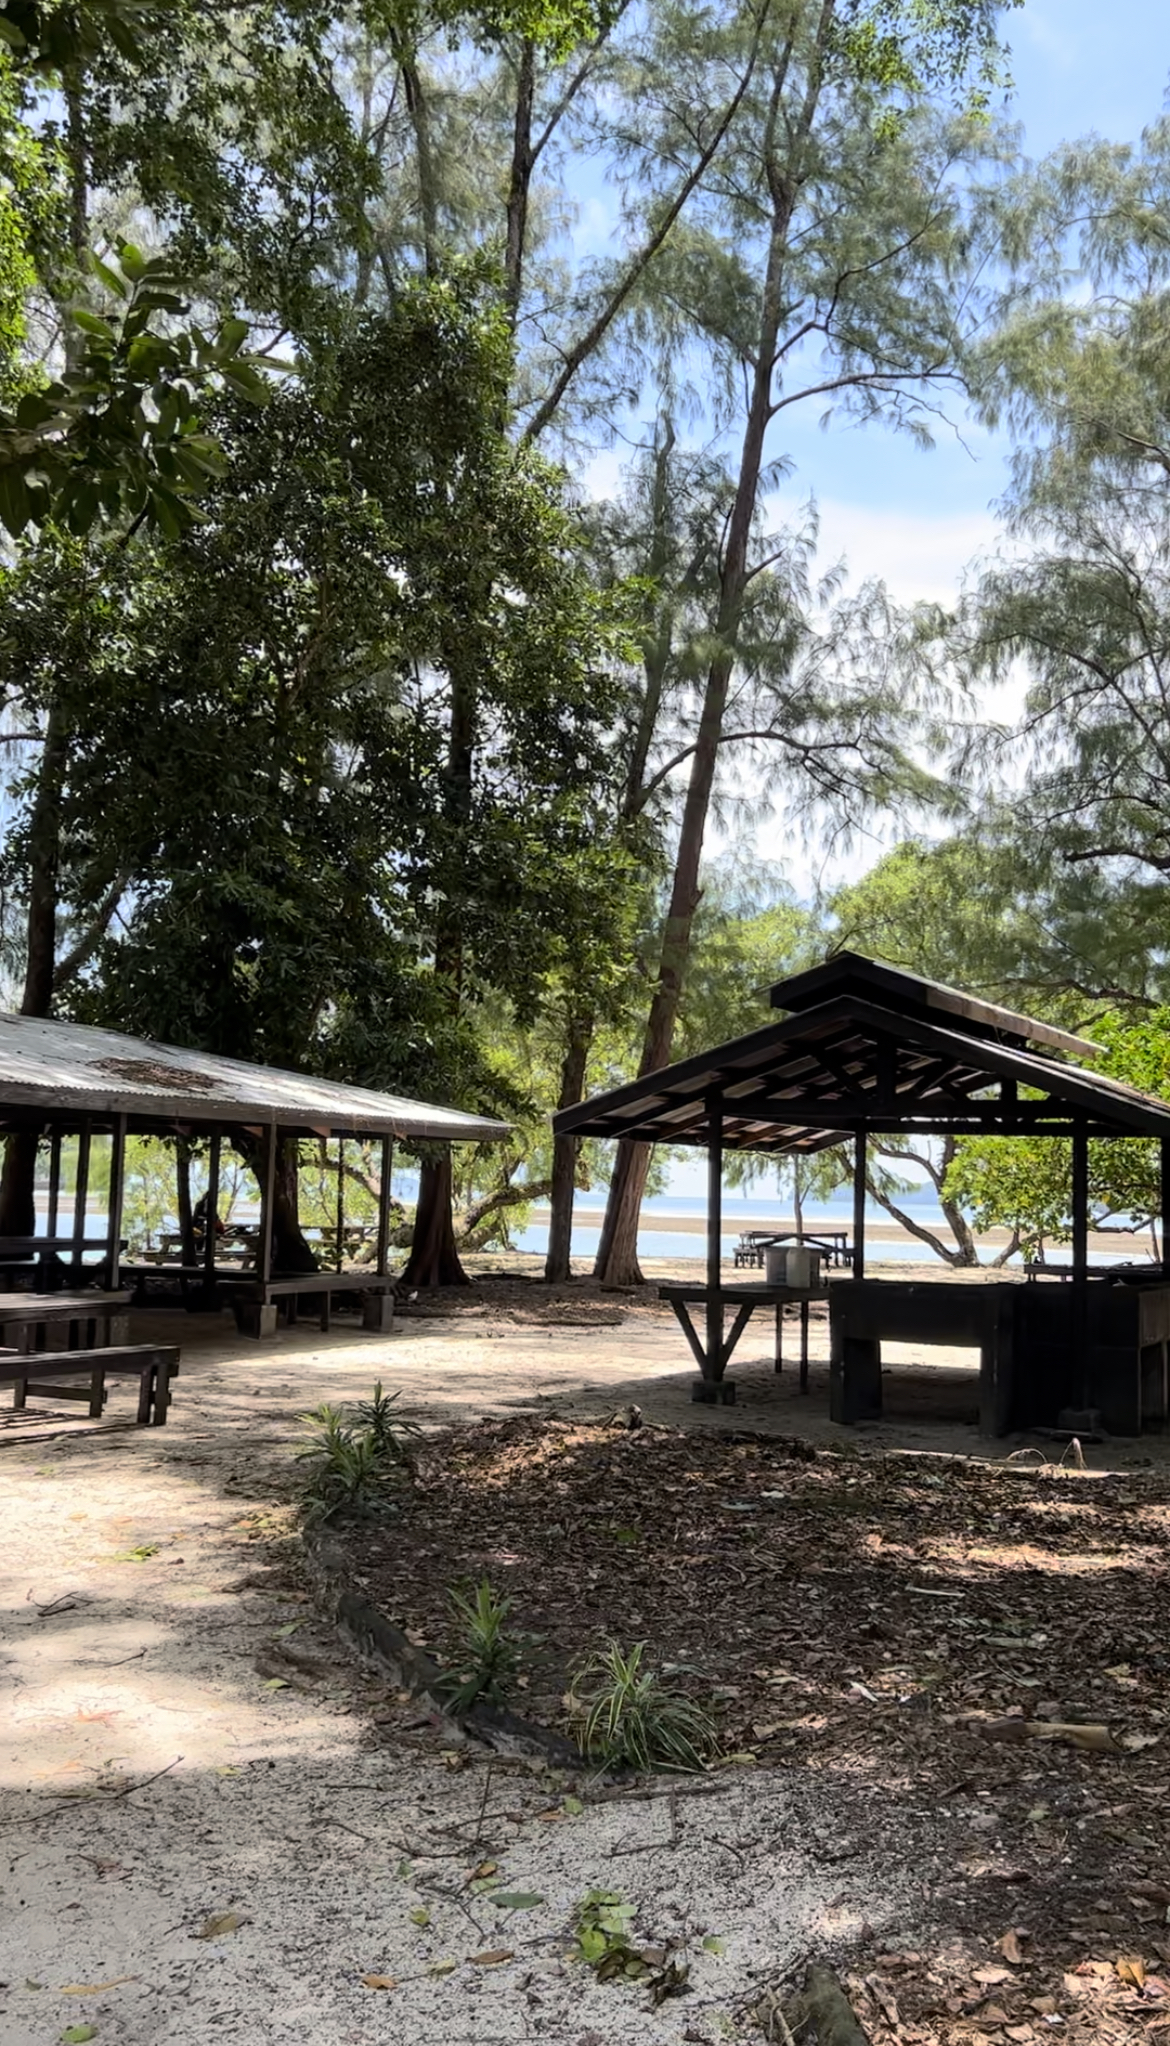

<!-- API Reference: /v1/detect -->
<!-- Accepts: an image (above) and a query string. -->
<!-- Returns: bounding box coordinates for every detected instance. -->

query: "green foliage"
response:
[0,243,268,539]
[0,276,634,1122]
[440,1577,520,1711]
[352,1381,421,1466]
[569,1640,717,1773]
[831,1,1018,114]
[295,1401,405,1524]
[572,1889,647,1980]
[944,1012,1170,1257]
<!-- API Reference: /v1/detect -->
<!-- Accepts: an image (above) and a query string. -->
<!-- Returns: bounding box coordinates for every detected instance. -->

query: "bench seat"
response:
[229,1272,395,1338]
[0,1345,180,1425]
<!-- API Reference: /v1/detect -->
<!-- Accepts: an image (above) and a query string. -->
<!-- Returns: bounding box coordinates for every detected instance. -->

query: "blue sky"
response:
[765,0,1170,610]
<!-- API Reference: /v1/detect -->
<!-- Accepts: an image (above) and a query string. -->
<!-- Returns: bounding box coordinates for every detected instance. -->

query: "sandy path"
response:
[0,1307,925,2046]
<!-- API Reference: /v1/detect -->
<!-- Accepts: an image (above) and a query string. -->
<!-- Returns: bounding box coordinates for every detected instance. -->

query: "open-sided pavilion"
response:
[0,1012,508,1336]
[554,953,1170,1435]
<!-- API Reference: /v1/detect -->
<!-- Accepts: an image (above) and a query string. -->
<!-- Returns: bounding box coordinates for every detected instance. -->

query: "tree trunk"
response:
[272,1139,319,1272]
[594,11,830,1287]
[402,1152,468,1287]
[0,695,71,1236]
[504,39,536,322]
[391,32,440,272]
[544,1016,591,1281]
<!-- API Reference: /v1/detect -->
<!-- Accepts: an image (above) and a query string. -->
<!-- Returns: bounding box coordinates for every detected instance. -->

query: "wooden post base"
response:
[691,1378,736,1405]
[362,1291,395,1333]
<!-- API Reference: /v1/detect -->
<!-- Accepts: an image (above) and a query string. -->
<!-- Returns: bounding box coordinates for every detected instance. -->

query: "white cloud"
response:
[779,495,1004,609]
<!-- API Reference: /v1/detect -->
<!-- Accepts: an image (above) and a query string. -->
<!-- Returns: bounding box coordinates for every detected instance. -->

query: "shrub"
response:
[569,1640,717,1772]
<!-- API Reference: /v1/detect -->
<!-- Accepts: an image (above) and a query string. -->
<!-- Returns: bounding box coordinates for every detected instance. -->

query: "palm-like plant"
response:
[569,1640,717,1772]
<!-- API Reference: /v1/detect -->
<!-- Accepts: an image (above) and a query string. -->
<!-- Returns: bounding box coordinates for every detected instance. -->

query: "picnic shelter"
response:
[553,953,1170,1436]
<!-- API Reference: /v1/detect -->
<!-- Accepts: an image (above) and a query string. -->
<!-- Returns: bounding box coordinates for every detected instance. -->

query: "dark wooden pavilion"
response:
[553,953,1170,1435]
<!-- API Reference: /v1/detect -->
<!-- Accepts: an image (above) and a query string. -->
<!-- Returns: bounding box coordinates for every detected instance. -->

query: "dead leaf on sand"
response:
[360,1974,397,1990]
[468,1950,514,1967]
[60,1978,138,1994]
[998,1930,1027,1965]
[193,1912,250,1940]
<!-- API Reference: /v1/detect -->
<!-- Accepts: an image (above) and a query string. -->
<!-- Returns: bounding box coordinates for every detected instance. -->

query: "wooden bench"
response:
[0,1345,181,1425]
[229,1272,396,1339]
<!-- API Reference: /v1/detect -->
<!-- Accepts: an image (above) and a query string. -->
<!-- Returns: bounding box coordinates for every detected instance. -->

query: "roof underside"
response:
[555,959,1170,1154]
[0,1013,511,1144]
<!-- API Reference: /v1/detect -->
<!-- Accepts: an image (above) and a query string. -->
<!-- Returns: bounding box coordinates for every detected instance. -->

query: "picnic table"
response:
[733,1229,852,1270]
[658,1279,829,1403]
[0,1236,128,1288]
[0,1288,133,1353]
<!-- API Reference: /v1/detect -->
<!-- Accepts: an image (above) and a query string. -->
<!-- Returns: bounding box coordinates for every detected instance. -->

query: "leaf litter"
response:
[338,1414,1170,2044]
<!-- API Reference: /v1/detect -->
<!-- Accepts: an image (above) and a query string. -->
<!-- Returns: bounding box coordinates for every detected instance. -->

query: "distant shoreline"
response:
[529,1205,1144,1257]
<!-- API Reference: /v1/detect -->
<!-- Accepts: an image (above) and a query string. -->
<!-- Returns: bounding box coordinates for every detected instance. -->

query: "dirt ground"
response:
[1,1258,1168,2046]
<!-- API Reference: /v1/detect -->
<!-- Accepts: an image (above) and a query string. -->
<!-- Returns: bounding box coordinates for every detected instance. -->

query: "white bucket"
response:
[765,1246,821,1289]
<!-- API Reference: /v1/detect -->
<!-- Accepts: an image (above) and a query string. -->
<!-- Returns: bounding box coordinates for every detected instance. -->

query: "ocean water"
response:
[512,1189,1150,1268]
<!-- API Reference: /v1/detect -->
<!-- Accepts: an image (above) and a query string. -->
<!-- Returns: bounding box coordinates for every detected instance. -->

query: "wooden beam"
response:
[335,1138,345,1274]
[204,1127,221,1285]
[47,1127,61,1237]
[376,1136,394,1278]
[106,1113,127,1287]
[853,1126,867,1282]
[1071,1117,1090,1408]
[706,1089,723,1378]
[258,1124,277,1285]
[71,1118,91,1281]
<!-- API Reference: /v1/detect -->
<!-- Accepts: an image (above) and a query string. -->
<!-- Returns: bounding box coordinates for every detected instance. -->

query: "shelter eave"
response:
[554,991,1170,1149]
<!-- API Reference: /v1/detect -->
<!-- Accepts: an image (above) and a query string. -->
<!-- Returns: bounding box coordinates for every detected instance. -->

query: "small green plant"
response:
[352,1380,420,1465]
[572,1889,646,1980]
[439,1578,520,1712]
[570,1640,717,1773]
[295,1403,393,1525]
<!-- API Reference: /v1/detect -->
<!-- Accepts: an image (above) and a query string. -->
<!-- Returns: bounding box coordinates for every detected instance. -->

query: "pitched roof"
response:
[0,1012,510,1143]
[554,955,1170,1154]
[767,951,1102,1058]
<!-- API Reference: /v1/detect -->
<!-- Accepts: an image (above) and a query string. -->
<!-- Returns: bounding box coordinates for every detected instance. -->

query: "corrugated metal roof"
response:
[0,1013,511,1143]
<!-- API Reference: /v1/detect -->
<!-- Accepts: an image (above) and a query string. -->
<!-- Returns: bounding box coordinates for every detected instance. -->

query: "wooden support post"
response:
[1161,1136,1170,1281]
[335,1138,345,1273]
[376,1136,394,1278]
[204,1127,221,1286]
[705,1090,723,1380]
[1071,1117,1090,1408]
[71,1119,91,1282]
[852,1126,867,1283]
[106,1114,127,1288]
[47,1128,61,1236]
[259,1124,277,1285]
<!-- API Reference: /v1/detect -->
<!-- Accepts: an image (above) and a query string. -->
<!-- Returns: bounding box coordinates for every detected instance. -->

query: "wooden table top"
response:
[658,1280,830,1303]
[0,1289,134,1317]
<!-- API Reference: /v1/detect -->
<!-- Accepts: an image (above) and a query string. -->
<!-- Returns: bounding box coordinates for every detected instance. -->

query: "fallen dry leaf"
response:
[999,1930,1027,1965]
[60,1978,138,1994]
[982,1718,1116,1753]
[974,1966,1013,1986]
[193,1912,249,1940]
[1117,1956,1147,1988]
[468,1950,514,1967]
[360,1974,397,1990]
